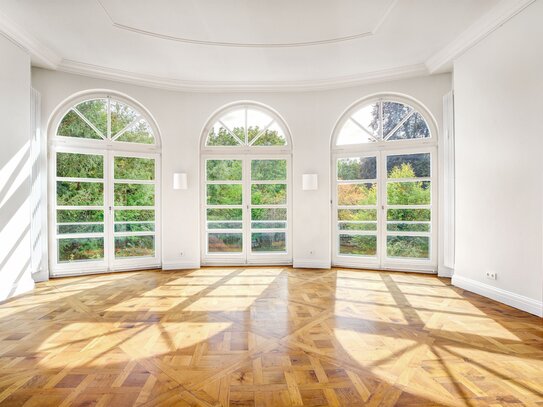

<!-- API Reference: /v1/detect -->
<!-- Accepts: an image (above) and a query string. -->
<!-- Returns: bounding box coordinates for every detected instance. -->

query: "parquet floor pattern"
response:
[0,267,542,406]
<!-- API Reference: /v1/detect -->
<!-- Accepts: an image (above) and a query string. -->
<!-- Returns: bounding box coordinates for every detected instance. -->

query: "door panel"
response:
[202,156,291,265]
[333,148,436,271]
[52,148,160,276]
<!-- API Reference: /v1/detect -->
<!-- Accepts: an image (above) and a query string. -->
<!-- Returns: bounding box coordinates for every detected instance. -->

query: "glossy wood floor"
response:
[0,267,542,406]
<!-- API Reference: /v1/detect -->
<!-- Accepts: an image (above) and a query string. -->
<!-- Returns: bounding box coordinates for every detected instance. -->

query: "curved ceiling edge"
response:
[97,0,399,48]
[56,60,430,93]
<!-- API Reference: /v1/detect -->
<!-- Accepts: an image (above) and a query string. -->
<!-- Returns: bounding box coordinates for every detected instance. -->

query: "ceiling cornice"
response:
[425,0,536,73]
[56,60,429,93]
[98,0,399,48]
[0,10,61,69]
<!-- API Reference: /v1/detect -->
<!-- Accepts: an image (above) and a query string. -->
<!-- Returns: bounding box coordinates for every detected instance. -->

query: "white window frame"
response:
[48,91,162,277]
[331,93,438,272]
[200,102,293,265]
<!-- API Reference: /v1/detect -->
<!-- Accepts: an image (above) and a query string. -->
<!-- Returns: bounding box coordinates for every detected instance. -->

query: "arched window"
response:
[49,92,161,277]
[200,102,292,265]
[334,98,432,146]
[331,94,437,272]
[202,104,290,149]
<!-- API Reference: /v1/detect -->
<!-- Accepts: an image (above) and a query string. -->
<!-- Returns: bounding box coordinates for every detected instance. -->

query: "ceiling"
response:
[0,0,529,90]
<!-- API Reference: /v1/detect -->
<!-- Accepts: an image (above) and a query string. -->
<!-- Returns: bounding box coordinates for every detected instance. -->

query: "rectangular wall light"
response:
[302,173,318,190]
[173,173,188,190]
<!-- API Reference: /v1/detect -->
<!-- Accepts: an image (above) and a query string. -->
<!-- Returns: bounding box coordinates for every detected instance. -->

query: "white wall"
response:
[0,34,33,301]
[32,69,451,275]
[453,0,543,316]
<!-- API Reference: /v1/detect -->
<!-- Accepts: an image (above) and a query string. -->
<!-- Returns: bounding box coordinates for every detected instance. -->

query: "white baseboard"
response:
[292,259,331,269]
[161,260,200,270]
[452,275,543,317]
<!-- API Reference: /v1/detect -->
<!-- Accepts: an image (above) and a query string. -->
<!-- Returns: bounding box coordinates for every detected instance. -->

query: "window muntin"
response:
[336,99,431,146]
[205,107,287,147]
[57,97,156,145]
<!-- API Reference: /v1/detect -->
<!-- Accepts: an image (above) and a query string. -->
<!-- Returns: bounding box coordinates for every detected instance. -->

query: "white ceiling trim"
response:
[57,59,429,92]
[425,0,536,73]
[97,0,399,48]
[0,10,61,69]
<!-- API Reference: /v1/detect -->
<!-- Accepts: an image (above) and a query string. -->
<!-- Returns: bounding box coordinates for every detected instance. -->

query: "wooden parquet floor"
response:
[0,267,542,406]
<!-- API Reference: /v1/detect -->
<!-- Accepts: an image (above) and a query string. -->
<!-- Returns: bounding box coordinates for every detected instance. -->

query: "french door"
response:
[332,147,437,272]
[201,155,291,265]
[51,146,160,276]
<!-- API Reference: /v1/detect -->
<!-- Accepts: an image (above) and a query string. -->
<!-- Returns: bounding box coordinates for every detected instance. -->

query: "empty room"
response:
[0,0,542,405]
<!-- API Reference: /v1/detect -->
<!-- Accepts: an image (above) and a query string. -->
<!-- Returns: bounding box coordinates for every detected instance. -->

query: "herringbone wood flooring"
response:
[0,267,541,406]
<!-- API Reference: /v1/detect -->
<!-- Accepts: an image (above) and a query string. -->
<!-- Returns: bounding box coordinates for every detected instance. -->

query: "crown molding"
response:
[56,60,430,93]
[97,0,398,48]
[0,10,61,69]
[425,0,536,73]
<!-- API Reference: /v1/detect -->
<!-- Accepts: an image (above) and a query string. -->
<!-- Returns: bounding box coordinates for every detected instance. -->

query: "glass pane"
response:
[206,160,242,181]
[382,102,411,138]
[247,109,273,143]
[252,232,286,252]
[207,208,243,221]
[208,233,242,252]
[251,184,287,205]
[115,236,155,258]
[207,222,243,230]
[387,153,430,178]
[251,160,287,181]
[57,153,103,179]
[387,181,431,205]
[387,222,430,232]
[57,181,103,206]
[57,210,103,223]
[339,235,377,256]
[338,222,377,231]
[350,103,379,139]
[114,223,155,232]
[337,183,377,205]
[388,112,430,141]
[219,109,245,142]
[387,236,429,259]
[57,110,102,139]
[251,208,287,221]
[75,99,107,137]
[206,124,240,146]
[58,237,104,262]
[116,119,154,144]
[115,210,155,222]
[252,221,287,229]
[110,101,139,136]
[252,122,286,146]
[387,209,430,222]
[337,157,376,180]
[336,119,375,146]
[58,224,103,234]
[207,184,242,205]
[114,184,155,206]
[338,209,377,221]
[114,157,155,180]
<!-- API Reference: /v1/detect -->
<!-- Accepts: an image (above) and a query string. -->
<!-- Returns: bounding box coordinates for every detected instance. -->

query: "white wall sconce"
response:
[302,174,318,190]
[173,173,188,190]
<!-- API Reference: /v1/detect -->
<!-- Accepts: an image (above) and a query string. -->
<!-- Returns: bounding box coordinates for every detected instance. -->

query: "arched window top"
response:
[203,103,291,150]
[333,95,435,148]
[54,94,159,147]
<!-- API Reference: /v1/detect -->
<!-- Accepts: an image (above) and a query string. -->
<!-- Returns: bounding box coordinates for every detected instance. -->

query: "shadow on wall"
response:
[0,141,34,301]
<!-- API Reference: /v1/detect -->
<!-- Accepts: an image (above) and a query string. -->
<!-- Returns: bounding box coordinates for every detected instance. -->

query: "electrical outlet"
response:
[180,252,184,257]
[309,250,314,255]
[485,271,497,280]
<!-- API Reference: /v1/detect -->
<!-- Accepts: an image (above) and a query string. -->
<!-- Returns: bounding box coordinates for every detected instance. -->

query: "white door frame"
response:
[200,153,292,266]
[332,145,437,272]
[49,145,161,277]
